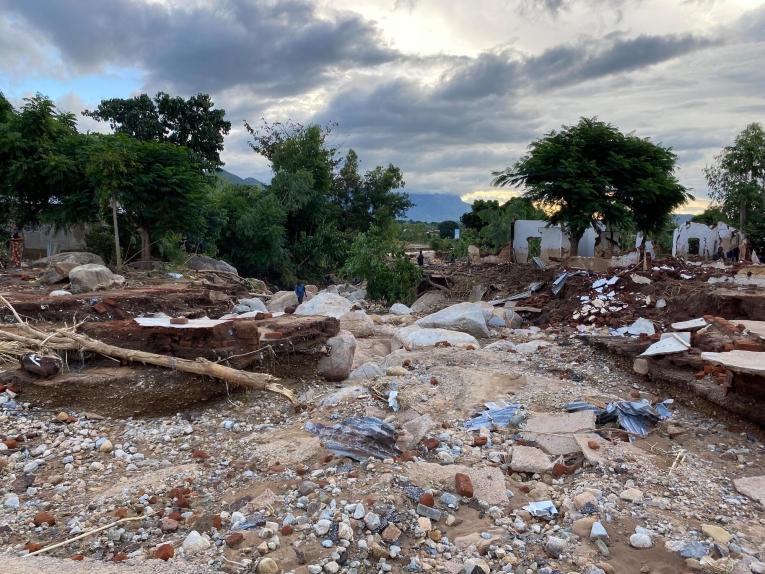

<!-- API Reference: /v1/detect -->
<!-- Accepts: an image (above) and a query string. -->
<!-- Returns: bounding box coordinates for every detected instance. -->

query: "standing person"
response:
[9,228,24,269]
[295,282,306,305]
[417,250,424,267]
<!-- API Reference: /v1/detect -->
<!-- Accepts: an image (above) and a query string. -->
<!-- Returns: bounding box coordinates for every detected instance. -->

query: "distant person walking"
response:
[727,232,740,263]
[9,228,23,269]
[417,250,424,267]
[295,282,306,305]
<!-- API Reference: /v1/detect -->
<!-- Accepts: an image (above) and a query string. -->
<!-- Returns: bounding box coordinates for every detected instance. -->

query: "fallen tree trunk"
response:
[0,296,298,406]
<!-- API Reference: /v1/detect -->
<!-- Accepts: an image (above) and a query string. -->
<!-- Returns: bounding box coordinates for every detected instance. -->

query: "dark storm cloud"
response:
[0,0,397,96]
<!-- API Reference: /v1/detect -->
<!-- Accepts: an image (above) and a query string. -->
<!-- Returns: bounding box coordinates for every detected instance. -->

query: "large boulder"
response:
[415,302,490,338]
[410,291,445,314]
[32,252,104,268]
[38,261,79,285]
[186,254,238,275]
[389,303,413,316]
[69,264,125,294]
[318,330,357,381]
[339,310,375,337]
[391,325,479,351]
[267,291,299,312]
[346,288,367,302]
[295,292,352,319]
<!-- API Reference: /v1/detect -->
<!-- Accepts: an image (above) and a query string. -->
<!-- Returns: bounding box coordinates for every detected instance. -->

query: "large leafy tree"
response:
[493,118,690,255]
[244,119,410,281]
[459,197,546,252]
[704,123,765,258]
[83,92,231,169]
[0,93,86,227]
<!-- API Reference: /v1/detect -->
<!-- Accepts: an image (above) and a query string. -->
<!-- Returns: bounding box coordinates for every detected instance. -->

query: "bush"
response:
[343,224,422,305]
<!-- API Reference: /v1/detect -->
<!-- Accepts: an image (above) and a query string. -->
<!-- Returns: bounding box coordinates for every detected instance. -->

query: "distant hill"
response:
[404,193,471,222]
[218,169,267,189]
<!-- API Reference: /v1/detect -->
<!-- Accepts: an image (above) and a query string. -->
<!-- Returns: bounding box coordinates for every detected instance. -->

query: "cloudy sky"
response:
[2,0,764,213]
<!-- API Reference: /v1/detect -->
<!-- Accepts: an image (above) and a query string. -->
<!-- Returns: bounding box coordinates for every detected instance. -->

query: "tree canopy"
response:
[704,123,765,256]
[492,117,691,253]
[83,92,231,169]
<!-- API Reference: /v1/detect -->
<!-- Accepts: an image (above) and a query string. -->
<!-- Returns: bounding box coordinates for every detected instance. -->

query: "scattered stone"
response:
[463,558,491,574]
[181,531,210,555]
[381,523,402,543]
[33,511,56,526]
[629,533,653,549]
[364,512,381,532]
[317,330,356,381]
[545,535,567,558]
[510,445,553,474]
[154,543,174,561]
[701,524,732,544]
[620,488,644,503]
[454,472,474,497]
[257,557,281,574]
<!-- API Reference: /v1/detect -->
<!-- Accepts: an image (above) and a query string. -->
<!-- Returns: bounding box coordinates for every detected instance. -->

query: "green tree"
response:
[0,93,85,227]
[493,118,690,255]
[343,223,422,305]
[437,220,460,239]
[215,183,288,279]
[692,206,730,226]
[244,119,411,282]
[704,123,765,258]
[83,92,231,169]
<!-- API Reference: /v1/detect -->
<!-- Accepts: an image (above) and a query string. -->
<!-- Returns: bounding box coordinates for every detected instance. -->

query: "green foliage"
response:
[493,117,691,253]
[0,93,85,226]
[704,123,765,254]
[692,207,731,226]
[84,222,140,266]
[83,92,231,170]
[214,184,288,280]
[343,224,422,305]
[460,197,545,253]
[244,119,410,282]
[437,220,460,239]
[397,221,436,244]
[429,236,453,252]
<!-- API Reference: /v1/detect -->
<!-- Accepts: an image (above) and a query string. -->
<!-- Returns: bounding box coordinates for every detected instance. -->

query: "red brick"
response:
[154,543,174,561]
[226,532,245,547]
[33,511,56,526]
[280,525,294,536]
[3,438,18,449]
[421,438,439,451]
[455,473,474,498]
[71,554,85,561]
[113,552,128,562]
[473,436,488,447]
[191,449,209,460]
[419,492,435,507]
[24,542,43,552]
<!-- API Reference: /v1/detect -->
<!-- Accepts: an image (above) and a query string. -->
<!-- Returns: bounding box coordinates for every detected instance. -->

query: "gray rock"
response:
[314,519,332,536]
[186,254,238,275]
[317,330,356,382]
[339,310,375,338]
[410,291,446,314]
[416,302,490,338]
[389,303,413,315]
[463,559,490,574]
[545,535,567,558]
[348,363,384,381]
[32,252,104,268]
[182,530,211,555]
[680,541,709,559]
[237,298,268,313]
[416,504,442,521]
[583,567,607,574]
[629,533,653,549]
[257,557,281,574]
[295,292,353,319]
[69,264,125,294]
[3,494,20,509]
[509,445,553,474]
[363,512,381,532]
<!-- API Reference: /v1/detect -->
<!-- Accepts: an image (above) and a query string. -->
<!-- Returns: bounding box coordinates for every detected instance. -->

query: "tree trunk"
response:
[110,194,122,270]
[569,230,584,257]
[138,227,151,262]
[640,234,648,271]
[739,202,747,261]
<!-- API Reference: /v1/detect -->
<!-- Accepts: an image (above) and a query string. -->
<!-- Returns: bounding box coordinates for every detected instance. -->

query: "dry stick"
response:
[25,516,143,558]
[0,297,298,406]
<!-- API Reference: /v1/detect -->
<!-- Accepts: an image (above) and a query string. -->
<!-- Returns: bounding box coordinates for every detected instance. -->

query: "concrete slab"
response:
[520,410,596,455]
[700,350,765,375]
[734,475,765,505]
[732,320,765,340]
[404,461,509,505]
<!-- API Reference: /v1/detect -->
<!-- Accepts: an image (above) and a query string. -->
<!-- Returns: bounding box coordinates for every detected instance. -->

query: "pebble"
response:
[182,531,210,555]
[257,557,281,574]
[364,512,381,531]
[545,535,567,558]
[629,533,653,549]
[3,494,20,509]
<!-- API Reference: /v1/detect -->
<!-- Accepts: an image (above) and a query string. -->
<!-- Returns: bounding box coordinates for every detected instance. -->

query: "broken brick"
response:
[455,473,474,497]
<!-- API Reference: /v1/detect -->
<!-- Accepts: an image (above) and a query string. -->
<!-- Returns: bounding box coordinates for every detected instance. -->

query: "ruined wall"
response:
[23,224,89,258]
[513,220,597,262]
[672,222,734,259]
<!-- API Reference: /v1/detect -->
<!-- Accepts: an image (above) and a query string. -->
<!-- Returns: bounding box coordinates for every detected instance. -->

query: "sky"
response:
[2,0,764,214]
